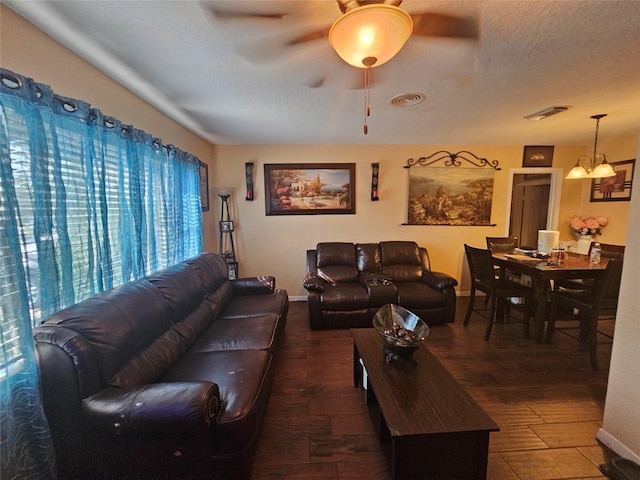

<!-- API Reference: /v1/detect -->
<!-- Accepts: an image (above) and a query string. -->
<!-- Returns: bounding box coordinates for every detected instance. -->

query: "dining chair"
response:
[486,236,518,253]
[464,244,533,341]
[557,243,625,293]
[485,236,520,307]
[546,258,624,370]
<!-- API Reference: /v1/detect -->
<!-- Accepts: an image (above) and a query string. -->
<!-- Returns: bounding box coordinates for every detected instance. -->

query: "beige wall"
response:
[212,142,636,298]
[598,134,640,463]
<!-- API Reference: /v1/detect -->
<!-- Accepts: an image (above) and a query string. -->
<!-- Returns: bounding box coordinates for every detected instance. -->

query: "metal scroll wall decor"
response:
[405,151,501,226]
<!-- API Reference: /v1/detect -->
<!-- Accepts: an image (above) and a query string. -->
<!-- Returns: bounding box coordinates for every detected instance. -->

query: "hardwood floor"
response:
[250,298,615,479]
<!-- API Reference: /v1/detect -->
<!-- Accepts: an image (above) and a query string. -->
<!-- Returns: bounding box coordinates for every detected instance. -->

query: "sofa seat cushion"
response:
[320,283,369,311]
[219,290,288,320]
[189,314,284,354]
[395,282,447,308]
[160,349,274,455]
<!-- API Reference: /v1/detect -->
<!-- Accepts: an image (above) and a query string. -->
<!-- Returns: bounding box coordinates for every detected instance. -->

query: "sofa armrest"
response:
[231,276,276,295]
[82,382,220,436]
[422,271,459,289]
[303,273,325,292]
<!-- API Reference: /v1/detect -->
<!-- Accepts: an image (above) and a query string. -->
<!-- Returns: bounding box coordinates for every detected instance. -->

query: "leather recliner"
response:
[304,241,458,330]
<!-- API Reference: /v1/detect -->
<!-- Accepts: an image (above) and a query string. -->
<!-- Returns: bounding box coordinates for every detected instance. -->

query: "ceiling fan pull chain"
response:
[363,65,371,135]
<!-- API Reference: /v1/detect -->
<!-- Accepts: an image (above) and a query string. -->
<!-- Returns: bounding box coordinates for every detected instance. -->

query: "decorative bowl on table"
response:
[373,304,430,363]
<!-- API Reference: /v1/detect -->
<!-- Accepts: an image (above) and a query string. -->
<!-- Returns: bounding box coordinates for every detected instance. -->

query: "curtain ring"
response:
[1,73,22,90]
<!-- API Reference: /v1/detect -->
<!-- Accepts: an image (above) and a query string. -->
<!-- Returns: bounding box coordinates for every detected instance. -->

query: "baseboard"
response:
[290,294,475,301]
[597,428,640,465]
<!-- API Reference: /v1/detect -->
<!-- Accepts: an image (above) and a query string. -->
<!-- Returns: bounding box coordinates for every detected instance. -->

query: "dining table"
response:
[491,251,610,342]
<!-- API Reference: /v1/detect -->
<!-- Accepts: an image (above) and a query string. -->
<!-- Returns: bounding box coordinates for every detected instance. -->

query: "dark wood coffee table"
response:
[352,328,499,480]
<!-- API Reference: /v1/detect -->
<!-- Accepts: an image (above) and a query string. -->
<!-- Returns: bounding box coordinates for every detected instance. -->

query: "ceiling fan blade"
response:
[207,4,289,21]
[411,13,478,40]
[287,26,332,46]
[338,0,403,14]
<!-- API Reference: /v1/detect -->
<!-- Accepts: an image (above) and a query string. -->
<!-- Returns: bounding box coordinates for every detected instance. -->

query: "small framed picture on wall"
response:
[522,146,554,167]
[199,161,209,211]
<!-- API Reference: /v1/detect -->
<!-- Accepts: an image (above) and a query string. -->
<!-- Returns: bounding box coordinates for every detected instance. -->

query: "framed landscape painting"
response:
[264,163,355,215]
[407,167,495,226]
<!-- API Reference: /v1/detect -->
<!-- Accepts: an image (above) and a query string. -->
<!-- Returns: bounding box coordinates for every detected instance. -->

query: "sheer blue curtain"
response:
[0,68,203,479]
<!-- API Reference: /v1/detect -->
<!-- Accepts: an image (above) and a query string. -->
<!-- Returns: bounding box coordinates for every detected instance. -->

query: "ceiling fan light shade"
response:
[328,4,413,68]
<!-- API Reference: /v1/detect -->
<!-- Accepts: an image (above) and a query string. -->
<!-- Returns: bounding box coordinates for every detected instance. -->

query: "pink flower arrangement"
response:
[570,215,608,236]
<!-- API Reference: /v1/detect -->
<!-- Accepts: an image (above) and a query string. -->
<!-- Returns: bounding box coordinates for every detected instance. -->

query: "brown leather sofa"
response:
[303,241,458,329]
[33,252,288,479]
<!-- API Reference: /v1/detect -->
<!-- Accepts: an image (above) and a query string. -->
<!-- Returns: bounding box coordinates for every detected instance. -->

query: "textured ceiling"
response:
[6,0,640,146]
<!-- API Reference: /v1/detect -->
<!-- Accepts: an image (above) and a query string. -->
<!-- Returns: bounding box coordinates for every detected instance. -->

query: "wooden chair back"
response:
[486,236,518,253]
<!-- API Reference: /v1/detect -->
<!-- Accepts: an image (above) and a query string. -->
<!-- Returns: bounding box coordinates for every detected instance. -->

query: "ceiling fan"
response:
[207,0,477,133]
[208,0,478,68]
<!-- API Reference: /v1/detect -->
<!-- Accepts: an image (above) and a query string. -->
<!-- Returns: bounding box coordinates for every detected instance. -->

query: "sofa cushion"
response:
[316,242,358,283]
[160,349,274,455]
[320,283,369,311]
[317,265,358,284]
[316,242,356,267]
[204,282,234,318]
[185,253,230,295]
[395,283,447,308]
[219,290,289,320]
[172,303,215,346]
[107,328,188,388]
[380,241,423,282]
[356,243,381,273]
[40,279,172,384]
[189,314,283,353]
[147,263,204,323]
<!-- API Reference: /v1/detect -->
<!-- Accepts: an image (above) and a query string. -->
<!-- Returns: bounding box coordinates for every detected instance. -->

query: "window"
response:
[0,67,203,477]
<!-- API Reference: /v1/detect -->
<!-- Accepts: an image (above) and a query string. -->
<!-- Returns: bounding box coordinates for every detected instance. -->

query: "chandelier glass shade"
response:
[328,4,413,68]
[565,114,616,179]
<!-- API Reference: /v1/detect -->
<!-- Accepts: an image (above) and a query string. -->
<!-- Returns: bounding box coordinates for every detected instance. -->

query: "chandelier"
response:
[565,114,616,179]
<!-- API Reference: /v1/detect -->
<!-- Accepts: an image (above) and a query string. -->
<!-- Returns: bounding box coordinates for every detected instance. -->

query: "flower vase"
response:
[576,234,593,255]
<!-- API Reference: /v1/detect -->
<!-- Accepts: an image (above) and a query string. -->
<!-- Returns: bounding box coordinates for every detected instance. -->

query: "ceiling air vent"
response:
[388,93,426,108]
[525,106,571,120]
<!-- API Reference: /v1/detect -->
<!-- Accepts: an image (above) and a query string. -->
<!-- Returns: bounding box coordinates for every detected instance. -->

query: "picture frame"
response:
[199,161,209,211]
[219,220,234,232]
[590,159,635,202]
[227,262,238,280]
[522,146,554,167]
[264,163,355,215]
